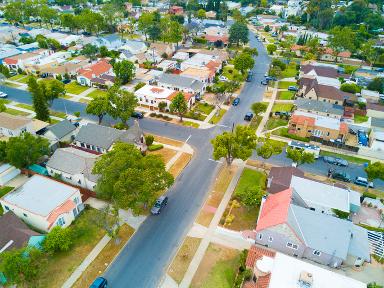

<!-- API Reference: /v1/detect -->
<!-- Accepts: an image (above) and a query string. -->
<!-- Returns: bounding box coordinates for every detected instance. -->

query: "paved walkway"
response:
[61,234,111,288]
[256,82,278,136]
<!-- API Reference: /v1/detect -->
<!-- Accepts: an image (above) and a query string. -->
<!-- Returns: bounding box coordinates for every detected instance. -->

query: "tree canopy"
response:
[229,21,249,46]
[113,60,135,85]
[234,52,255,74]
[286,147,315,166]
[170,92,188,121]
[365,162,384,182]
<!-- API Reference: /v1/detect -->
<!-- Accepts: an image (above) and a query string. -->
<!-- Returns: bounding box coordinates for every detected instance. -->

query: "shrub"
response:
[363,192,377,199]
[114,123,128,130]
[340,82,361,93]
[43,226,73,253]
[332,208,350,219]
[134,82,145,91]
[145,135,154,146]
[148,144,163,151]
[74,111,81,118]
[158,101,167,112]
[149,112,157,117]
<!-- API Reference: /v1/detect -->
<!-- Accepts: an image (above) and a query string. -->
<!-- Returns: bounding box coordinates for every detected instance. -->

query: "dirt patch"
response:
[169,153,192,178]
[264,91,273,98]
[153,135,184,147]
[168,237,202,284]
[207,165,238,208]
[223,203,259,231]
[191,243,240,288]
[196,209,215,227]
[72,224,135,288]
[148,147,177,165]
[246,159,274,171]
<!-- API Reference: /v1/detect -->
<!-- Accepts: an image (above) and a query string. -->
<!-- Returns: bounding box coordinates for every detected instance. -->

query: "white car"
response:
[218,75,228,82]
[0,91,7,98]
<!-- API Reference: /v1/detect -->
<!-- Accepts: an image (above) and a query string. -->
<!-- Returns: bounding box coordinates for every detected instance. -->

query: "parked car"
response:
[265,76,277,81]
[218,75,228,82]
[260,79,269,85]
[354,177,374,188]
[131,111,144,119]
[0,91,8,98]
[151,195,168,215]
[274,111,291,117]
[246,72,253,82]
[90,277,108,288]
[330,170,351,182]
[232,97,240,106]
[244,112,254,121]
[323,156,348,167]
[288,86,298,91]
[62,79,71,84]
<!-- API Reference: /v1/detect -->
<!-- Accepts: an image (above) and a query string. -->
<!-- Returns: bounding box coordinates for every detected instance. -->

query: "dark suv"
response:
[330,170,351,182]
[151,195,168,215]
[244,112,254,121]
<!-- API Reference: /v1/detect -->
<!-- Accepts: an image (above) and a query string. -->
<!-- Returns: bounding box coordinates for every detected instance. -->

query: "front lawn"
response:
[222,65,244,82]
[265,118,288,130]
[271,103,294,112]
[234,168,266,198]
[195,103,215,115]
[281,62,298,78]
[319,151,371,165]
[50,110,67,118]
[278,81,296,89]
[65,82,89,95]
[354,114,369,124]
[249,115,262,130]
[8,74,26,81]
[16,103,33,110]
[17,76,31,84]
[86,89,108,99]
[210,109,226,124]
[5,108,31,116]
[182,120,199,128]
[277,91,295,100]
[272,127,310,142]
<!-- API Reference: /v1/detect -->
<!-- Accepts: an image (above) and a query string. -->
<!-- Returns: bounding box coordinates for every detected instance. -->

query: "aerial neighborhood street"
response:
[0,0,384,288]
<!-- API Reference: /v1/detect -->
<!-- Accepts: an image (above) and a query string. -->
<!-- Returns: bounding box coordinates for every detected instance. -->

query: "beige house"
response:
[0,112,34,137]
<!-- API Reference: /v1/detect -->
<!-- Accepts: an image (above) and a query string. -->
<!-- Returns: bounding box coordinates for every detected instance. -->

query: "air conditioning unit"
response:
[298,271,313,287]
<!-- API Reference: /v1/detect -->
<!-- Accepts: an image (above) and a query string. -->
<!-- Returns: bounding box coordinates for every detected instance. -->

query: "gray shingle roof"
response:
[295,99,344,116]
[158,73,204,92]
[46,147,99,182]
[371,117,384,128]
[46,119,76,139]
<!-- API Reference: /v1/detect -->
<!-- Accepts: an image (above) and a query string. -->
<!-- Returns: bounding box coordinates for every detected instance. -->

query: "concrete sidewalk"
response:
[256,82,278,136]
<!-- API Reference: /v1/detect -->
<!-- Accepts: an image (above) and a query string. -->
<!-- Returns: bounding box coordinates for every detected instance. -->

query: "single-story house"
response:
[74,122,146,154]
[267,166,305,193]
[76,59,113,87]
[0,175,84,232]
[94,34,125,50]
[149,43,175,59]
[294,98,344,119]
[0,112,34,137]
[157,73,205,96]
[367,102,384,118]
[319,48,351,63]
[46,147,99,191]
[43,119,78,142]
[119,40,147,55]
[180,67,215,83]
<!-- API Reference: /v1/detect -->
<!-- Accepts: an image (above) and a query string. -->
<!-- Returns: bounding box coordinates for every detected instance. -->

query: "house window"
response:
[268,236,273,242]
[23,213,28,217]
[313,250,321,256]
[286,242,298,250]
[4,206,9,211]
[74,197,80,204]
[326,132,330,136]
[86,144,91,149]
[57,217,66,226]
[97,147,102,153]
[258,234,262,240]
[80,142,85,148]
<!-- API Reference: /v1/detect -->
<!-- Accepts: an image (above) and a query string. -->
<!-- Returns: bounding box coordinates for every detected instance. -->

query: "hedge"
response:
[148,144,164,151]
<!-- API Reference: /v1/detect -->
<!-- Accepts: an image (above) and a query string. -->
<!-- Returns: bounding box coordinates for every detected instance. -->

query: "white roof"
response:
[134,84,174,100]
[290,175,352,212]
[172,51,189,61]
[1,175,78,217]
[268,253,366,288]
[361,89,380,98]
[294,110,342,130]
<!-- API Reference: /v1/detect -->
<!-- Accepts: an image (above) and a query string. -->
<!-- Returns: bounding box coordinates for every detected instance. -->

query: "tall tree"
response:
[86,95,111,124]
[45,79,65,106]
[286,147,315,166]
[113,60,135,85]
[28,76,50,122]
[109,88,138,126]
[43,226,73,253]
[251,102,268,117]
[328,26,355,62]
[138,12,154,41]
[234,52,255,74]
[82,44,99,61]
[365,162,384,184]
[211,125,257,165]
[169,92,188,122]
[256,137,283,160]
[229,21,249,46]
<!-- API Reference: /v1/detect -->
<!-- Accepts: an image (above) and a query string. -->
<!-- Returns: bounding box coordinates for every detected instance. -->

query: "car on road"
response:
[354,177,374,188]
[244,112,254,121]
[260,79,269,85]
[246,72,253,82]
[232,97,240,106]
[151,195,168,215]
[330,170,351,182]
[323,156,348,167]
[288,86,298,91]
[0,91,8,98]
[131,111,144,119]
[90,277,108,288]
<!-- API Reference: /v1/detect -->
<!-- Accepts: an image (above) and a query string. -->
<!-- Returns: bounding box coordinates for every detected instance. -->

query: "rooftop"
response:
[0,112,32,130]
[45,119,76,139]
[295,98,344,116]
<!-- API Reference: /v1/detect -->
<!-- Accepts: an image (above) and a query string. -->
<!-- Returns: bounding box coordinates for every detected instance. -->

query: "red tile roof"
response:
[204,34,229,44]
[167,91,193,101]
[323,48,351,58]
[256,274,272,288]
[78,59,112,80]
[246,245,276,268]
[256,188,292,232]
[3,58,18,65]
[290,114,315,126]
[47,199,76,229]
[340,122,348,134]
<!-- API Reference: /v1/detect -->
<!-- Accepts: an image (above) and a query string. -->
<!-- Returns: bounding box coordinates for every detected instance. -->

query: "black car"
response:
[265,76,277,81]
[90,277,108,288]
[287,86,298,91]
[323,156,348,167]
[246,73,253,82]
[260,80,269,85]
[62,79,71,84]
[131,111,144,119]
[244,112,254,121]
[330,170,351,182]
[232,97,240,106]
[151,195,168,215]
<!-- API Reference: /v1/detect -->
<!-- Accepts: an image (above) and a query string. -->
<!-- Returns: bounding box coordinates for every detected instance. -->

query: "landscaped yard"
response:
[281,62,298,78]
[277,90,295,100]
[222,65,244,82]
[50,110,67,118]
[272,127,310,142]
[319,151,371,165]
[148,147,177,164]
[8,74,26,81]
[65,82,89,95]
[5,108,31,116]
[182,120,200,128]
[249,115,262,130]
[271,103,293,112]
[195,103,215,115]
[86,89,108,99]
[168,237,202,284]
[354,114,369,124]
[191,243,240,288]
[278,81,296,89]
[264,118,288,131]
[17,76,31,84]
[210,109,226,124]
[16,103,33,110]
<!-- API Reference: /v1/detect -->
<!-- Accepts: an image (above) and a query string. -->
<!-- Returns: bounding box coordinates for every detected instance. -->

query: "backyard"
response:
[354,114,369,124]
[272,127,310,142]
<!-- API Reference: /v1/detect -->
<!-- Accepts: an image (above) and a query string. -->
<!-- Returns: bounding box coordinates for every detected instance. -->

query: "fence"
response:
[309,136,359,152]
[367,230,384,260]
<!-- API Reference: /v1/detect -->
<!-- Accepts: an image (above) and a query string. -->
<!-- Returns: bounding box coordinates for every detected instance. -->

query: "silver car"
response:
[151,195,168,215]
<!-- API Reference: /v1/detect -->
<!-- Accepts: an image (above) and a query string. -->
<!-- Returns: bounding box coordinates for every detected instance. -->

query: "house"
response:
[180,53,222,71]
[0,49,21,64]
[267,166,305,194]
[181,67,216,83]
[0,211,44,253]
[0,112,34,137]
[149,43,175,59]
[74,122,146,153]
[134,84,195,111]
[43,119,78,142]
[157,73,205,96]
[76,59,113,87]
[0,175,84,232]
[319,48,351,63]
[294,98,344,119]
[244,246,366,288]
[169,5,184,15]
[46,147,99,191]
[205,11,217,19]
[361,89,381,102]
[288,110,348,142]
[0,163,20,186]
[204,26,229,46]
[226,1,241,10]
[367,102,384,118]
[369,130,384,153]
[119,40,147,55]
[298,77,356,105]
[16,42,39,53]
[300,64,350,88]
[255,188,370,268]
[95,34,124,50]
[157,60,177,71]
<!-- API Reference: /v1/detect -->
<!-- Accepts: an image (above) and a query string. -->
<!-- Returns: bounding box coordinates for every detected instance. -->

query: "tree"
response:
[109,88,138,126]
[256,137,283,160]
[340,83,361,93]
[82,44,99,60]
[86,95,111,124]
[286,147,315,166]
[92,204,121,240]
[44,79,65,106]
[365,162,384,184]
[169,92,188,122]
[158,101,167,112]
[266,44,277,55]
[138,12,154,41]
[264,25,271,32]
[0,141,7,162]
[93,143,174,214]
[367,77,384,94]
[251,102,268,117]
[113,60,135,85]
[211,125,257,165]
[235,185,264,207]
[328,27,355,62]
[145,135,154,146]
[197,9,206,19]
[368,283,383,288]
[361,40,378,66]
[43,226,73,253]
[229,22,249,46]
[234,52,255,74]
[6,132,49,169]
[28,76,50,121]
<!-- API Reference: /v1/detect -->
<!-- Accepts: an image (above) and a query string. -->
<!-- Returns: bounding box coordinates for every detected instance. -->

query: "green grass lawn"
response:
[8,74,26,81]
[16,103,34,110]
[5,108,31,116]
[4,81,22,88]
[17,76,31,84]
[319,151,371,165]
[200,256,239,288]
[210,109,226,124]
[354,114,369,124]
[65,82,89,95]
[272,127,310,142]
[249,115,262,130]
[0,186,14,198]
[234,168,266,196]
[50,110,67,118]
[86,89,108,99]
[195,103,215,115]
[277,91,295,100]
[0,99,10,104]
[265,118,288,130]
[272,103,294,112]
[278,81,296,89]
[281,63,298,78]
[182,120,199,128]
[222,66,244,82]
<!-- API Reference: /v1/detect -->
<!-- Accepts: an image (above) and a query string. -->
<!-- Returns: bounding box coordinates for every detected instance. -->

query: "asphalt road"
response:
[1,33,382,287]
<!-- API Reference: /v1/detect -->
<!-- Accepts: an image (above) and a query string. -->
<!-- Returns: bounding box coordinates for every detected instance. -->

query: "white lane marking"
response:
[208,158,223,163]
[185,134,192,143]
[216,124,230,128]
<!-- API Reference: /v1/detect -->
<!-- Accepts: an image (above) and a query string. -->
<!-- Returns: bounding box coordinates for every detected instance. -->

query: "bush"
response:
[149,112,157,117]
[43,226,73,253]
[193,37,207,44]
[134,82,145,91]
[275,128,310,142]
[148,144,163,151]
[114,123,128,130]
[340,83,361,93]
[363,192,377,199]
[145,135,154,146]
[332,208,350,219]
[74,111,81,118]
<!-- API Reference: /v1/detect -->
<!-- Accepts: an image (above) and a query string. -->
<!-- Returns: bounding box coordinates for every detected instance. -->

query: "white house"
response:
[46,147,99,191]
[95,35,124,50]
[157,73,206,96]
[0,175,83,232]
[0,112,34,137]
